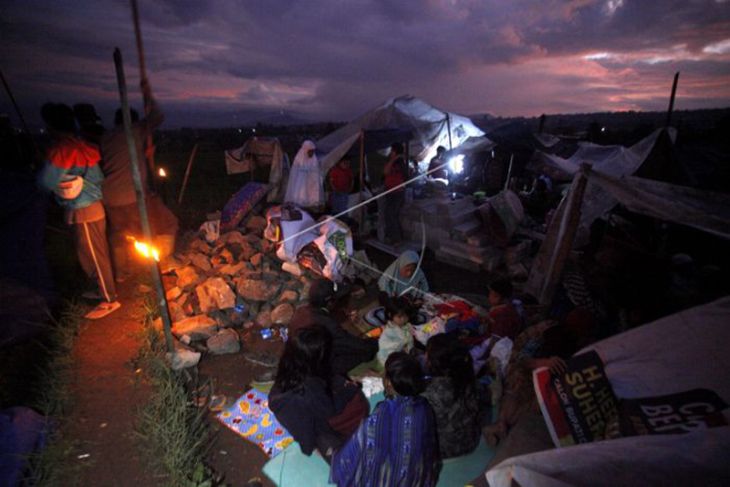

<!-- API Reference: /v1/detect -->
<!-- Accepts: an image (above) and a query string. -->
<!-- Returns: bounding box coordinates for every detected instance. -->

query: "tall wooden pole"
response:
[113,48,175,355]
[504,153,514,191]
[178,143,199,205]
[665,72,680,127]
[445,114,453,150]
[131,0,157,179]
[358,131,365,232]
[0,69,31,135]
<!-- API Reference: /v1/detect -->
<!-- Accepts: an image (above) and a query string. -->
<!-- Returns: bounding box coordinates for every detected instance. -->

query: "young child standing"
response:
[486,278,522,340]
[377,298,414,367]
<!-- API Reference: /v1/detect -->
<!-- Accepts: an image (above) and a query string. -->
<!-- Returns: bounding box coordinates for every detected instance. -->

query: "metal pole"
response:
[445,114,453,150]
[131,0,157,179]
[358,131,365,232]
[665,71,680,127]
[0,69,31,135]
[113,48,175,354]
[504,153,514,191]
[177,142,199,205]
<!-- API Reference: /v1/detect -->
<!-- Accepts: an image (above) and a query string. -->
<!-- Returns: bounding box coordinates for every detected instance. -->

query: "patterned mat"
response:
[216,389,293,458]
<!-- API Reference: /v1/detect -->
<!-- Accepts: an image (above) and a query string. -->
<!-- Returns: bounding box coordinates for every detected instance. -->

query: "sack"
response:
[55,175,84,200]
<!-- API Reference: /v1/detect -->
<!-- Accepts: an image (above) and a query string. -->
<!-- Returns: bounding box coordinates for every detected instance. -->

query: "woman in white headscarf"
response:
[378,250,429,299]
[285,140,324,210]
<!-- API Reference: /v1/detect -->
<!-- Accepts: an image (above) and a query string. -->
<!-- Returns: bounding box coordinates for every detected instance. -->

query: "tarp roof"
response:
[317,95,489,173]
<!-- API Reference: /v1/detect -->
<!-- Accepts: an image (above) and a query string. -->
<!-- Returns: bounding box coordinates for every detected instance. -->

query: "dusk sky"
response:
[2,0,729,128]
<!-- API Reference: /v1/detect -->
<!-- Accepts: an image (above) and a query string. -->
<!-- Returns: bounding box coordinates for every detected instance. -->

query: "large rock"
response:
[168,339,201,370]
[211,248,234,267]
[250,253,263,268]
[271,303,294,325]
[171,314,218,341]
[166,286,182,301]
[196,277,236,313]
[168,300,187,322]
[175,266,201,289]
[218,231,246,246]
[189,238,212,255]
[189,253,212,272]
[255,310,272,328]
[218,262,246,276]
[278,290,299,303]
[206,328,240,355]
[245,215,267,234]
[235,278,280,302]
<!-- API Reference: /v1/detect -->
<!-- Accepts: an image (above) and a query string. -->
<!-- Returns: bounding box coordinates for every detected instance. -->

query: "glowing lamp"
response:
[132,239,160,262]
[158,167,167,178]
[448,154,465,175]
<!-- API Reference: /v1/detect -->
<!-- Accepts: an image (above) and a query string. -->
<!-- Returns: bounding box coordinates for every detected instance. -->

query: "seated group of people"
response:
[267,249,534,486]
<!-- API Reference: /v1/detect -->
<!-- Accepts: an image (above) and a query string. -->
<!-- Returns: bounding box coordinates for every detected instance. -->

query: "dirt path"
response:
[61,281,159,486]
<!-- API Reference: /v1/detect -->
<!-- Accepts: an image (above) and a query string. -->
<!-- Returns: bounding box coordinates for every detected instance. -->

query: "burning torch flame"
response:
[158,167,167,178]
[130,237,160,262]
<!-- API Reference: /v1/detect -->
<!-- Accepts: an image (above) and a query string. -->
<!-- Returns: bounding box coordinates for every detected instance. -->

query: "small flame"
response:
[133,239,160,262]
[158,167,167,178]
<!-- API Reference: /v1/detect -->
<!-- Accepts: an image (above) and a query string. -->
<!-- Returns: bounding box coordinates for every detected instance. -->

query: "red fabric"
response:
[384,157,406,190]
[328,390,369,437]
[434,300,478,321]
[329,165,353,193]
[488,303,521,340]
[47,136,100,170]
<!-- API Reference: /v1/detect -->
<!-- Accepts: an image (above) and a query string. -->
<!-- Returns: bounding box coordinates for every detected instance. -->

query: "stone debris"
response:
[195,277,236,313]
[271,303,294,325]
[175,266,201,289]
[235,277,280,302]
[168,339,201,370]
[171,314,218,341]
[166,286,182,301]
[206,328,240,355]
[189,252,213,272]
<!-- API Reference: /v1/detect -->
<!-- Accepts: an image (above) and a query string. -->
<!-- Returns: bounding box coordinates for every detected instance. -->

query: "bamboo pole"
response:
[0,69,31,135]
[665,71,680,127]
[131,0,157,180]
[358,131,365,233]
[445,114,453,150]
[504,153,514,191]
[113,48,175,355]
[538,164,590,304]
[177,142,199,205]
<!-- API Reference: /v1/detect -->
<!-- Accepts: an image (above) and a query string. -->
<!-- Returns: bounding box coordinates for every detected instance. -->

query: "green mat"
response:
[262,392,494,486]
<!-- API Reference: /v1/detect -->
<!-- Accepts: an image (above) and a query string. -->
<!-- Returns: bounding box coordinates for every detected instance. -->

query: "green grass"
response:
[133,300,225,487]
[22,302,87,486]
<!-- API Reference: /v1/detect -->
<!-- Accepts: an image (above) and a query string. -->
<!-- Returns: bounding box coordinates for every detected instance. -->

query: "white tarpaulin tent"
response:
[316,95,489,173]
[487,296,730,487]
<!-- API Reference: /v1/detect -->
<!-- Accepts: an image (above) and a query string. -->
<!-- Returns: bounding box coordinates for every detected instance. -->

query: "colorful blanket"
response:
[220,182,270,232]
[216,389,293,457]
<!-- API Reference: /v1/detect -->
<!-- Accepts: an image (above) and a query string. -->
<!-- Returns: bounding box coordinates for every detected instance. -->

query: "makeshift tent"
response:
[224,137,290,202]
[317,95,489,174]
[486,296,730,487]
[525,165,730,304]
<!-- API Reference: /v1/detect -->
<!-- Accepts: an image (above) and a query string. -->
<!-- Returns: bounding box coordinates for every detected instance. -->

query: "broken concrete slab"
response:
[189,252,212,272]
[175,266,201,289]
[166,286,182,301]
[171,314,218,341]
[235,278,280,302]
[218,261,246,276]
[206,328,240,355]
[271,303,294,325]
[195,277,236,313]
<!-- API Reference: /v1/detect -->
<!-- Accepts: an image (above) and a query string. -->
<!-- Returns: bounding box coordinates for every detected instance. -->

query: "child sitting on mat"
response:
[485,278,522,340]
[376,297,414,367]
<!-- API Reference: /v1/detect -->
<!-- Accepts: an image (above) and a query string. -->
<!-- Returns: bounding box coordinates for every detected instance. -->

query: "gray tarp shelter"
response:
[224,137,290,202]
[317,95,490,174]
[526,165,730,304]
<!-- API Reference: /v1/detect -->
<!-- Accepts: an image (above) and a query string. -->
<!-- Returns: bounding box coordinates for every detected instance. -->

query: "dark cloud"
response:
[1,0,728,128]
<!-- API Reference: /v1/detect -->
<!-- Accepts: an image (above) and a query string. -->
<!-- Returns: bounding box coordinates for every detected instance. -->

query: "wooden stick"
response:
[0,69,30,135]
[445,114,453,150]
[504,153,514,191]
[131,0,157,179]
[359,131,365,232]
[113,47,174,354]
[665,71,680,127]
[177,143,199,205]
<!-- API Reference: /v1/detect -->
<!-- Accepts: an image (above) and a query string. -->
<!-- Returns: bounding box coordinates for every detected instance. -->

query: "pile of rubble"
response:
[156,215,311,369]
[400,193,535,282]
